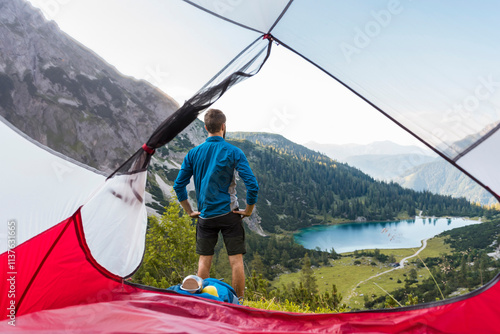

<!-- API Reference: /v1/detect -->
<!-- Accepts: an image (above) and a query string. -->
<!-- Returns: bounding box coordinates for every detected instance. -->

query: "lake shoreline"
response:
[294,217,481,254]
[310,215,481,228]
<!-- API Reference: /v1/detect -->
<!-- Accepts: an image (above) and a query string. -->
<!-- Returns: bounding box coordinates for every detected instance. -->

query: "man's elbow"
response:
[173,186,187,202]
[247,187,259,205]
[249,184,259,197]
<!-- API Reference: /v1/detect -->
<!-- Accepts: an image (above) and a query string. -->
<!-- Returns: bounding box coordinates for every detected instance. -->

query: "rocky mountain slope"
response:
[394,160,497,206]
[0,0,204,173]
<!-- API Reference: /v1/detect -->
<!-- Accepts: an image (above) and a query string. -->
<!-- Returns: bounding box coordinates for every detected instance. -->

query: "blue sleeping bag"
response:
[167,278,240,304]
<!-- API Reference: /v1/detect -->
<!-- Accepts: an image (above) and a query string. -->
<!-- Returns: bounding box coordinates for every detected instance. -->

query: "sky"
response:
[23,0,500,149]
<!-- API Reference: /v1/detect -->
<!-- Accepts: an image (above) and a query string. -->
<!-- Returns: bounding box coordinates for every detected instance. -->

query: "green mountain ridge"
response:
[228,132,330,162]
[224,132,490,233]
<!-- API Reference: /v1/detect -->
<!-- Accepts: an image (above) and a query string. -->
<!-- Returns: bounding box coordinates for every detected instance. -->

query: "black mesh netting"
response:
[107,36,273,179]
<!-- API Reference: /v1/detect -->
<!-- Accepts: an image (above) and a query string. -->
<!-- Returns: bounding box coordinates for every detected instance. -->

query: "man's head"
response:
[204,109,226,135]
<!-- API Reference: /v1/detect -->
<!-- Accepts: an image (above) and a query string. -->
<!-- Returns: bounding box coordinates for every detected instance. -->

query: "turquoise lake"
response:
[294,217,480,253]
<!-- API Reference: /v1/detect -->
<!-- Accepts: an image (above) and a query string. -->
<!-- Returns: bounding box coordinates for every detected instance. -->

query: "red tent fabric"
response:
[1,209,125,318]
[2,1,500,332]
[2,207,500,333]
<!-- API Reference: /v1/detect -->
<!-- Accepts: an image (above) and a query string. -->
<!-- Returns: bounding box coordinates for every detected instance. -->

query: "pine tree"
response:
[133,200,197,287]
[301,253,318,294]
[250,252,265,275]
[281,250,291,267]
[409,268,418,282]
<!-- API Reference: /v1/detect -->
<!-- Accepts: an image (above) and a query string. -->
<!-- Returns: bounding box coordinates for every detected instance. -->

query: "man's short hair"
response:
[204,109,226,134]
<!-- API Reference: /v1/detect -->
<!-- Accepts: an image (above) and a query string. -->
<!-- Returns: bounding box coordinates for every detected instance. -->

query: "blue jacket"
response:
[173,136,259,219]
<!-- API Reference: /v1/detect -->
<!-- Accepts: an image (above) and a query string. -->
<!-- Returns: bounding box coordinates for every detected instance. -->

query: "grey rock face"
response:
[0,0,204,173]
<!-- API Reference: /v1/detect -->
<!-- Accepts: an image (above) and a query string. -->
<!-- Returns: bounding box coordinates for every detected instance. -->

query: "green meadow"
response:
[272,236,452,309]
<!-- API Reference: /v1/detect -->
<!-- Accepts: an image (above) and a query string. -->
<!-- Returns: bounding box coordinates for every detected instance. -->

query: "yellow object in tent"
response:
[201,285,219,297]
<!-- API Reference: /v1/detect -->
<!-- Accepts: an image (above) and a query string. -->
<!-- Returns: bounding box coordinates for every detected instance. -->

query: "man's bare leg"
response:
[228,254,245,298]
[198,255,213,279]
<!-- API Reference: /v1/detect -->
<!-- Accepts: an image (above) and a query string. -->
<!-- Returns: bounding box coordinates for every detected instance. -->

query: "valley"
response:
[2,1,499,314]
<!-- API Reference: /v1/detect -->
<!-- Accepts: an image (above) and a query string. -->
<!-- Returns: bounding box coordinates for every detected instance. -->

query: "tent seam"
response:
[268,0,294,34]
[181,0,264,34]
[74,207,123,282]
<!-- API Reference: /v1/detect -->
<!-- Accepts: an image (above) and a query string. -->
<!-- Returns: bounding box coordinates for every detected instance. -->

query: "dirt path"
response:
[399,238,428,267]
[344,238,429,304]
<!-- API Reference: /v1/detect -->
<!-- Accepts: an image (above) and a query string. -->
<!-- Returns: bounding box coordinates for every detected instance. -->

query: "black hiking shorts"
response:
[196,212,245,256]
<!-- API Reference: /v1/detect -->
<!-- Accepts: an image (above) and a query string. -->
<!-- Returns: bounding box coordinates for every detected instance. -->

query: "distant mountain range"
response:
[304,141,438,183]
[305,141,497,206]
[343,154,437,181]
[305,140,435,161]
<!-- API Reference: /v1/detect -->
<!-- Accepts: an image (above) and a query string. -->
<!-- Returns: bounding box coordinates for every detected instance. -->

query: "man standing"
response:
[173,109,258,298]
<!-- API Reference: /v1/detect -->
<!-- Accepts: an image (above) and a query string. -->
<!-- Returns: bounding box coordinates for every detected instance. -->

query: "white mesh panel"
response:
[456,130,500,199]
[80,171,148,277]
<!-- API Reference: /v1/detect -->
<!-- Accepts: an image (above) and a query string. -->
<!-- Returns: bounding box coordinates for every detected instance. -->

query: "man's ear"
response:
[204,125,208,131]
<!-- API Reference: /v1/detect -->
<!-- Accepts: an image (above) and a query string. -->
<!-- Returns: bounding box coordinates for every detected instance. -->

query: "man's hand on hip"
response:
[233,204,255,218]
[180,199,200,218]
[189,211,201,218]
